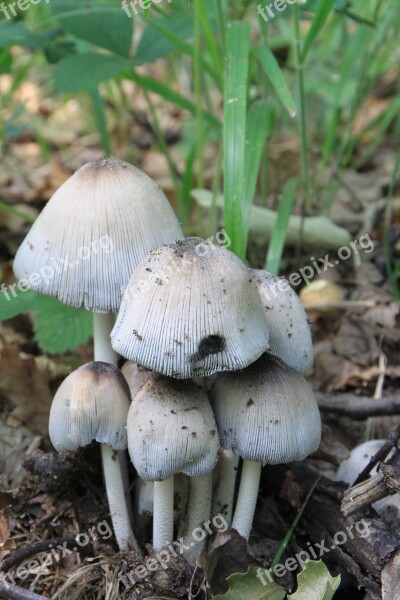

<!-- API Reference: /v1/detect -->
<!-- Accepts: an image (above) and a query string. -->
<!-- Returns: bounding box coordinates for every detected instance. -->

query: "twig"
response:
[353,421,400,485]
[317,393,400,420]
[0,581,48,600]
[1,538,91,573]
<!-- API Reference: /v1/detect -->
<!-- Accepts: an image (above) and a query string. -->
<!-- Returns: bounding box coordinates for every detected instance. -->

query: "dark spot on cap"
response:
[196,334,226,360]
[133,330,143,341]
[247,398,254,407]
[191,432,197,438]
[181,426,188,430]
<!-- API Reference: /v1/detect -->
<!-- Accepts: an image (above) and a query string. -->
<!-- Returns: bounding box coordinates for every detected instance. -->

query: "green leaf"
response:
[223,20,250,259]
[0,48,12,75]
[254,46,297,118]
[302,0,334,60]
[30,296,93,354]
[89,87,111,154]
[54,52,131,92]
[135,12,194,65]
[0,21,27,47]
[49,1,133,57]
[265,178,298,275]
[288,561,340,600]
[0,289,38,322]
[213,567,286,600]
[0,202,35,224]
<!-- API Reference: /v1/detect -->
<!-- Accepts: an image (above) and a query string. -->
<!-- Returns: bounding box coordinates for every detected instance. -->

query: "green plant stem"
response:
[293,3,310,212]
[194,0,205,189]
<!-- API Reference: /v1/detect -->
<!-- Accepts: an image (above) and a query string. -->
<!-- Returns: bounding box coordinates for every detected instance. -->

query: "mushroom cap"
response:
[13,158,183,312]
[49,361,131,451]
[111,237,270,378]
[127,375,220,481]
[210,353,321,464]
[251,269,313,373]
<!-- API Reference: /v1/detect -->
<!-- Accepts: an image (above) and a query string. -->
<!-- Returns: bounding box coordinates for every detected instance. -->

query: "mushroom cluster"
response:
[13,158,321,563]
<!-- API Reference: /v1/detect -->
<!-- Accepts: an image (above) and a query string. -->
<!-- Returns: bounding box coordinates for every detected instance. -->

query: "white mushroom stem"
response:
[94,313,138,553]
[232,460,262,540]
[184,474,212,565]
[101,445,140,553]
[94,313,118,366]
[212,450,239,525]
[153,477,174,551]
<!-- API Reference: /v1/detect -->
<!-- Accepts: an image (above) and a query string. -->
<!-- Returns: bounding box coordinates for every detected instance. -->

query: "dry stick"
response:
[365,352,387,440]
[353,421,400,486]
[0,538,89,573]
[317,393,400,420]
[0,581,48,600]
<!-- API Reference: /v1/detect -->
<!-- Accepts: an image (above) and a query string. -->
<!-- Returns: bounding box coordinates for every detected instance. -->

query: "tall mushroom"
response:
[49,362,140,553]
[127,375,219,561]
[111,237,269,378]
[211,353,321,540]
[13,158,182,549]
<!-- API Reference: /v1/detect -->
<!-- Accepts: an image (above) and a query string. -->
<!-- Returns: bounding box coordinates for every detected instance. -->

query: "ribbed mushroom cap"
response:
[49,361,131,451]
[251,269,313,373]
[127,376,220,481]
[111,237,269,378]
[210,353,321,464]
[13,158,183,312]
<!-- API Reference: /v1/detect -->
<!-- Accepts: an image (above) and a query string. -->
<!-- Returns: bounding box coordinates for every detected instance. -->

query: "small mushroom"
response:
[127,375,219,557]
[251,269,313,373]
[211,353,321,540]
[49,361,139,553]
[112,237,269,378]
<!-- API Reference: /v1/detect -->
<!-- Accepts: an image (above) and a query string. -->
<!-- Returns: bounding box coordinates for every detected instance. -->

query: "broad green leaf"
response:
[49,1,133,57]
[0,49,12,75]
[254,46,297,118]
[0,21,27,47]
[289,561,340,600]
[54,52,131,92]
[265,178,298,275]
[135,13,193,65]
[0,289,38,322]
[223,20,250,259]
[213,567,286,600]
[31,296,93,354]
[302,0,334,60]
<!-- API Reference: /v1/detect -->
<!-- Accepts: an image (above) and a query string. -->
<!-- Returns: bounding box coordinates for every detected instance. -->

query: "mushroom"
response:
[211,353,321,540]
[13,158,182,548]
[121,360,153,400]
[336,440,400,524]
[251,269,313,373]
[127,375,219,559]
[49,361,140,553]
[111,237,269,378]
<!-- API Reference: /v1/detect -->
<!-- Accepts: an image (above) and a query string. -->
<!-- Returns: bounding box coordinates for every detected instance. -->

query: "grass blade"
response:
[302,0,334,61]
[123,70,220,127]
[223,20,250,259]
[243,100,274,248]
[265,178,298,275]
[89,87,111,155]
[254,45,297,118]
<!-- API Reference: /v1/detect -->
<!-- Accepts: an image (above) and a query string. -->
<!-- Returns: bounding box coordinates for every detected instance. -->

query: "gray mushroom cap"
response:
[111,237,270,378]
[251,269,313,373]
[13,158,183,312]
[121,360,153,400]
[127,375,220,481]
[210,353,321,464]
[49,361,131,451]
